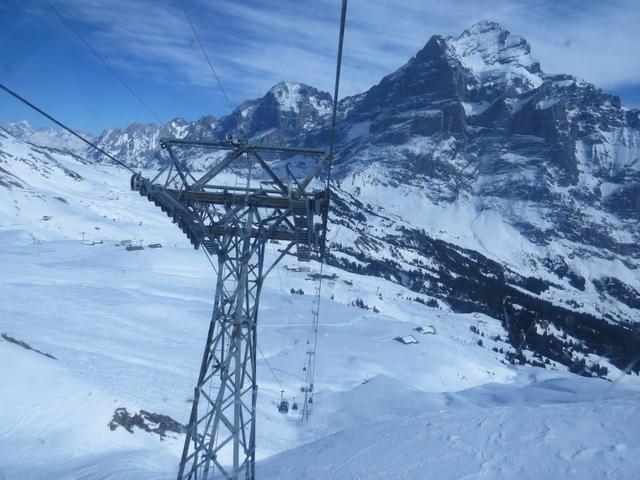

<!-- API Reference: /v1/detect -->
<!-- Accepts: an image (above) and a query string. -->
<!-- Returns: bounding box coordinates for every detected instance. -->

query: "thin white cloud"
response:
[52,0,640,110]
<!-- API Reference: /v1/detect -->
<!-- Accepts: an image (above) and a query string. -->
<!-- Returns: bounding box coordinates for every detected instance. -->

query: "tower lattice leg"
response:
[178,212,265,480]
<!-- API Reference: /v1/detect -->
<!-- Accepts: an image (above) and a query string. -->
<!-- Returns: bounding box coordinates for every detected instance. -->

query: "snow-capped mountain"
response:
[2,120,94,153]
[217,81,333,143]
[90,116,218,168]
[3,21,640,376]
[85,81,333,167]
[322,20,640,375]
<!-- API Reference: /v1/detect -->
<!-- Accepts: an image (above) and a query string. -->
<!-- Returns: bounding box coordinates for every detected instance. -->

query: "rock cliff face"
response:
[316,21,640,374]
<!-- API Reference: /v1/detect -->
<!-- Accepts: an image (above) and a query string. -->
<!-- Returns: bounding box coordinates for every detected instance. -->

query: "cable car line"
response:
[328,0,348,156]
[45,0,163,124]
[257,344,284,390]
[181,0,235,115]
[299,0,348,421]
[0,83,135,174]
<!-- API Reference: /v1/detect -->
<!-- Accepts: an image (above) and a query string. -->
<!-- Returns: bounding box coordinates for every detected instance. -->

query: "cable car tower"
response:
[131,139,328,478]
[129,3,346,476]
[0,1,347,478]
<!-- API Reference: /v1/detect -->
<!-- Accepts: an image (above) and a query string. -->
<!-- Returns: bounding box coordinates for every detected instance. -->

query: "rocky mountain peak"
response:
[269,81,307,110]
[447,20,539,73]
[346,22,545,126]
[212,81,332,144]
[265,81,333,115]
[3,120,35,138]
[441,20,543,98]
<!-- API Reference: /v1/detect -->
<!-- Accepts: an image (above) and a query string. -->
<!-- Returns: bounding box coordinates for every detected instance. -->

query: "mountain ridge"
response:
[2,20,639,376]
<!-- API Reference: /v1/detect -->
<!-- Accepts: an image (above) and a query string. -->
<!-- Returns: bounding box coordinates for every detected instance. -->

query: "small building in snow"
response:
[415,325,437,335]
[395,335,419,345]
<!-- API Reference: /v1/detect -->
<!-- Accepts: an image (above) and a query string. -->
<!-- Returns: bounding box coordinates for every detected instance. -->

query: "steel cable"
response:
[0,83,136,173]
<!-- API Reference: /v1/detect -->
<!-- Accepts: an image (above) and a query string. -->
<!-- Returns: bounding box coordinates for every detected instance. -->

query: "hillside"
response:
[1,138,639,477]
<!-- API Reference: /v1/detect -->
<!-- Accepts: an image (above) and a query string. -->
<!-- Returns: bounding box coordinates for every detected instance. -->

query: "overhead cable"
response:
[0,83,135,173]
[46,0,163,124]
[181,0,235,114]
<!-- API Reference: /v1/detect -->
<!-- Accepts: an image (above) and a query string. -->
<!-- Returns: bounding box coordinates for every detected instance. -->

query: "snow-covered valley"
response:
[3,234,640,479]
[1,132,639,479]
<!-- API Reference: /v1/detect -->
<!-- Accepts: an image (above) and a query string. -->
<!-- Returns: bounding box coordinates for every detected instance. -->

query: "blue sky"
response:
[1,0,639,134]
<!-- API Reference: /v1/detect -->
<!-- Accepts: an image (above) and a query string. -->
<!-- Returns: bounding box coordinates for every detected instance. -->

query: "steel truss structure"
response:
[131,138,329,479]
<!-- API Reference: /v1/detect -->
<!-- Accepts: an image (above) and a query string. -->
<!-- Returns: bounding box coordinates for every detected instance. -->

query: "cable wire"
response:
[45,1,163,124]
[201,245,218,274]
[319,0,348,260]
[181,0,235,114]
[300,0,349,421]
[0,83,135,173]
[328,0,348,156]
[258,344,284,389]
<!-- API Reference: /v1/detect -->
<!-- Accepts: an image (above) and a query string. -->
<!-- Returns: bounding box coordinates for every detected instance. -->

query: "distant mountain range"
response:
[3,20,639,376]
[2,120,93,153]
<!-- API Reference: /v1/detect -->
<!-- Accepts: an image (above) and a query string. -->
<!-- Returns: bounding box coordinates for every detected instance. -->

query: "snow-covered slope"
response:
[1,225,639,479]
[261,373,640,479]
[0,128,188,244]
[1,125,639,478]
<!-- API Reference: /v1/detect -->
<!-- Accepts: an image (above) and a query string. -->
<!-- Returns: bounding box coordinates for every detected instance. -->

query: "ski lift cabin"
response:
[278,400,289,414]
[278,391,289,414]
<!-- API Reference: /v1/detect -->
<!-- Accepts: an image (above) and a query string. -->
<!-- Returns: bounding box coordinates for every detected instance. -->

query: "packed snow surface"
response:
[2,236,639,480]
[1,133,639,479]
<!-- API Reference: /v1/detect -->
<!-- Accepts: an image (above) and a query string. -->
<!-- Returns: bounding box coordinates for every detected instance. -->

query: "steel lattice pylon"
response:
[131,138,328,479]
[179,212,262,478]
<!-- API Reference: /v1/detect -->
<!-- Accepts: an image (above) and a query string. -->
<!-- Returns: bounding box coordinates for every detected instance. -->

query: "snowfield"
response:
[261,381,640,480]
[2,237,639,480]
[1,132,639,479]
